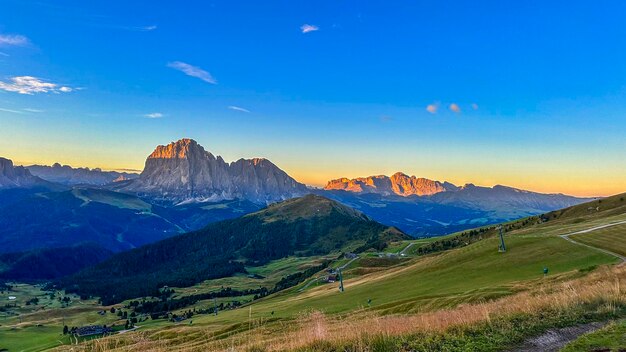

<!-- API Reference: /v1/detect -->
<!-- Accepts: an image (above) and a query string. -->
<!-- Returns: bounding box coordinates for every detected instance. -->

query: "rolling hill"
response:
[59,195,408,304]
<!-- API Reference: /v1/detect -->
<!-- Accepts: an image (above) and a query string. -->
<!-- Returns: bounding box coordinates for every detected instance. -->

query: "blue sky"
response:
[1,1,625,196]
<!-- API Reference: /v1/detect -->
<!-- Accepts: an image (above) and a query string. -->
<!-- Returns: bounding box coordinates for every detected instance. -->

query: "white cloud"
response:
[471,103,478,110]
[426,103,439,114]
[144,112,163,118]
[228,106,250,113]
[0,107,25,114]
[301,24,319,33]
[167,61,217,84]
[0,34,29,46]
[0,76,74,95]
[449,103,461,113]
[23,108,44,113]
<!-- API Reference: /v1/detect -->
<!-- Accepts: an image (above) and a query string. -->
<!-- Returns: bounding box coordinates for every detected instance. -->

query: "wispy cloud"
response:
[0,52,9,57]
[228,106,250,113]
[380,115,393,122]
[23,108,44,113]
[449,103,461,113]
[167,61,217,84]
[426,103,439,114]
[471,103,478,110]
[0,76,74,95]
[115,25,157,32]
[0,107,25,114]
[137,25,157,32]
[144,112,163,118]
[301,24,319,33]
[0,34,29,46]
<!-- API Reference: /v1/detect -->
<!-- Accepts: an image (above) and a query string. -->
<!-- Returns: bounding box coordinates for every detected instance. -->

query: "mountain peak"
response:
[148,138,206,160]
[123,139,307,204]
[260,194,367,222]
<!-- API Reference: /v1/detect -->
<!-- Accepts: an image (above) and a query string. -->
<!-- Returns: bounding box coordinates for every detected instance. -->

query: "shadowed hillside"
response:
[60,195,408,304]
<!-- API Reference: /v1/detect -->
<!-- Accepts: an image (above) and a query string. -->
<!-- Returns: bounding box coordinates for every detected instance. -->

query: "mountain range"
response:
[321,174,589,235]
[0,138,592,258]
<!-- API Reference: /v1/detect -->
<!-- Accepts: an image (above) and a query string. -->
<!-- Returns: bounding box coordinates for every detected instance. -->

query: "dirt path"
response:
[337,255,359,271]
[559,220,626,265]
[399,242,415,255]
[117,325,140,334]
[510,322,606,352]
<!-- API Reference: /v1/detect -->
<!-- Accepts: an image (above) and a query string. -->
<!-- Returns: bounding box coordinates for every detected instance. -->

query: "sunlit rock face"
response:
[0,157,46,188]
[121,138,308,204]
[325,172,455,196]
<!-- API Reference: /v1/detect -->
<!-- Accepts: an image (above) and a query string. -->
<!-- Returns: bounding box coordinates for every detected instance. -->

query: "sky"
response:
[1,1,625,197]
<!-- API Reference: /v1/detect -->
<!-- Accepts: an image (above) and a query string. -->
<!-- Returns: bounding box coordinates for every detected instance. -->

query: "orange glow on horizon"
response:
[10,158,625,199]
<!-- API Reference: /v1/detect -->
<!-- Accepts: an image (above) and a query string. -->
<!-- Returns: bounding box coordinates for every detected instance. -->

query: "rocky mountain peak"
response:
[122,139,308,204]
[148,138,207,160]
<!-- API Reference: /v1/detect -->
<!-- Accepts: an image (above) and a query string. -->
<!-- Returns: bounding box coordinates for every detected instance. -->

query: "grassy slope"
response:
[181,235,614,326]
[571,222,626,257]
[129,193,626,337]
[71,188,152,211]
[171,255,336,297]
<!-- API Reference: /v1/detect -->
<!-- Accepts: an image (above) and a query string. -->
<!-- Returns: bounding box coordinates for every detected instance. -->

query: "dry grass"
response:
[55,265,626,352]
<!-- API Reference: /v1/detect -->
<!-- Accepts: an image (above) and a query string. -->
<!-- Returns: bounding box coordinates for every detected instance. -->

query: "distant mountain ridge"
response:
[430,183,587,215]
[27,163,139,186]
[119,138,308,204]
[321,173,591,235]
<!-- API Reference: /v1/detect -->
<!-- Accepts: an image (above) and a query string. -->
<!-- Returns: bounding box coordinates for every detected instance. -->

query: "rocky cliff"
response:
[325,172,455,196]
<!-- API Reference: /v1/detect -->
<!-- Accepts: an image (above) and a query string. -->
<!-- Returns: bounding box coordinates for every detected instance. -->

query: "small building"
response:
[73,325,112,337]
